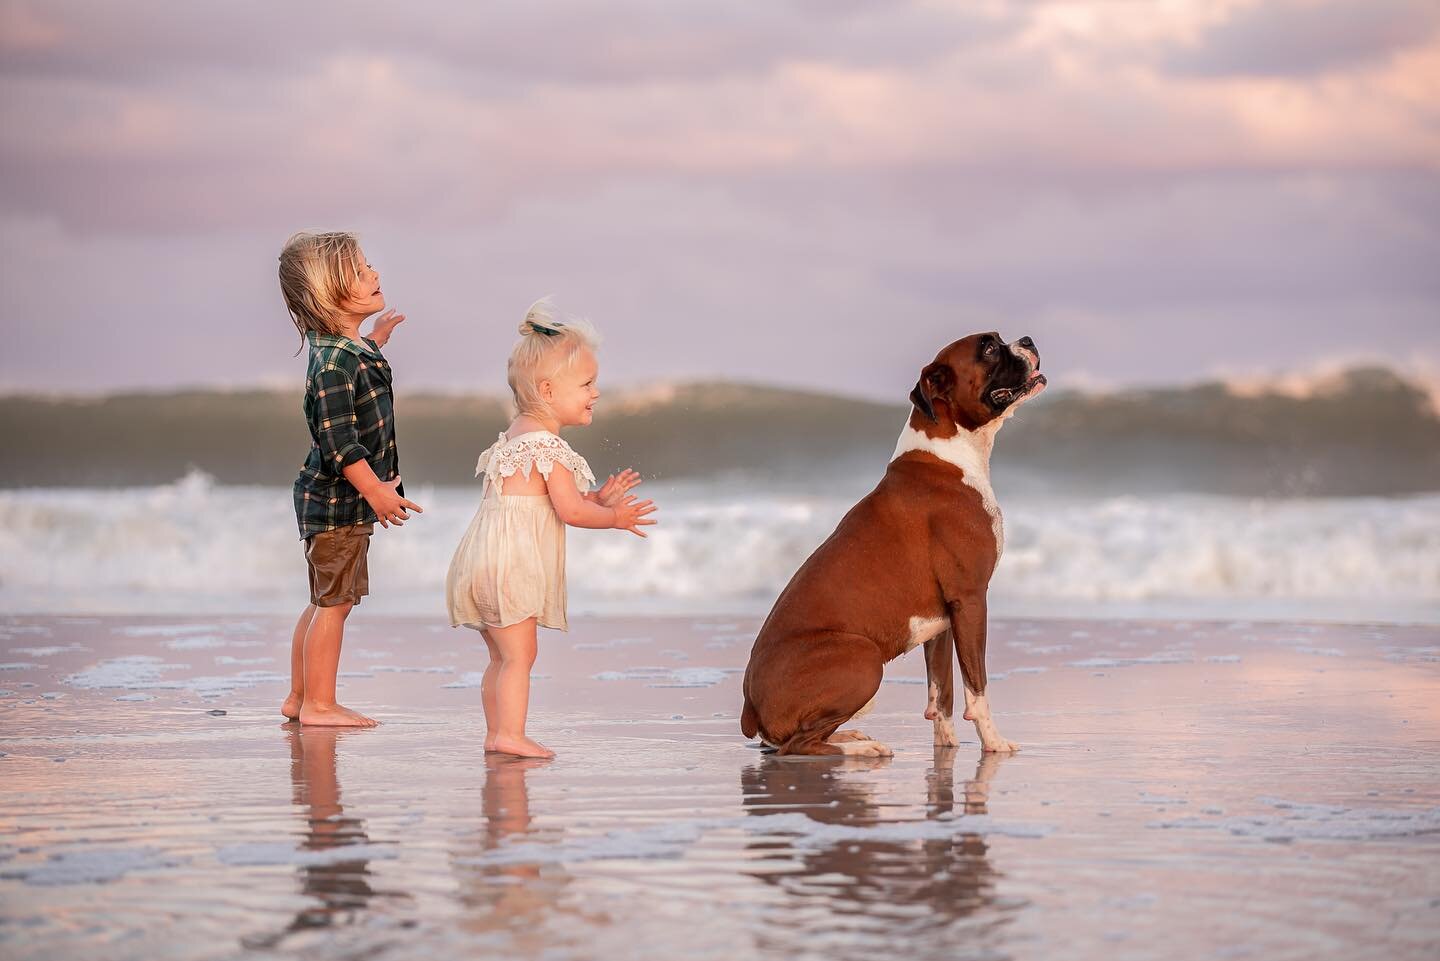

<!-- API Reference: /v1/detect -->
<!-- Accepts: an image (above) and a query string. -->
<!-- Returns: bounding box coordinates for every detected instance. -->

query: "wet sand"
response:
[1,614,1437,960]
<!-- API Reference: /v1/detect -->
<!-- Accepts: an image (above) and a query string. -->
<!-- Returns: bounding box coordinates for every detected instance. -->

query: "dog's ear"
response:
[908,384,935,422]
[909,362,953,423]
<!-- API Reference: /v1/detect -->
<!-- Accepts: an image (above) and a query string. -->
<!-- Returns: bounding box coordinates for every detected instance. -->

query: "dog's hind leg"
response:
[784,706,893,757]
[827,728,875,744]
[829,693,879,743]
[772,634,890,756]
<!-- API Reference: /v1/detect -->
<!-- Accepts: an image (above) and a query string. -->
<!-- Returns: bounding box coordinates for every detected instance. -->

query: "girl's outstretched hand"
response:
[597,469,643,507]
[613,494,657,538]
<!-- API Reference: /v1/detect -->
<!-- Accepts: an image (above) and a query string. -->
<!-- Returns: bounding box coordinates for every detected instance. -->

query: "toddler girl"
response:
[446,298,656,758]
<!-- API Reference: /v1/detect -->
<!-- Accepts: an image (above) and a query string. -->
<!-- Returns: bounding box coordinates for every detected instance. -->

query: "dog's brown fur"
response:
[740,333,1043,756]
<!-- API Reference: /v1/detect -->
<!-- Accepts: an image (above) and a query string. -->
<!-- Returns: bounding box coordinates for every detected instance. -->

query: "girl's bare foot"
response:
[281,692,303,720]
[339,704,379,727]
[487,734,554,758]
[299,703,378,727]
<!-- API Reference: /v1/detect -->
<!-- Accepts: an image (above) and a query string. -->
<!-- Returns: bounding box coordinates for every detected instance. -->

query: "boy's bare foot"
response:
[281,692,303,721]
[487,734,554,758]
[299,703,378,727]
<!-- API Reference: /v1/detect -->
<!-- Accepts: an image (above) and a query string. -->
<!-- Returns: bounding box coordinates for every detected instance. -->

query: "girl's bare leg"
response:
[282,605,317,720]
[485,618,552,758]
[479,629,501,750]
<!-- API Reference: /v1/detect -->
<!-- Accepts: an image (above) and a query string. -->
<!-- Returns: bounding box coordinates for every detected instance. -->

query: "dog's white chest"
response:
[891,422,1005,556]
[904,615,949,653]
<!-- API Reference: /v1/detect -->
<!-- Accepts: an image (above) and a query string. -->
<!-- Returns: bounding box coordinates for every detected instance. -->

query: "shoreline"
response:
[3,608,1435,628]
[3,612,1437,960]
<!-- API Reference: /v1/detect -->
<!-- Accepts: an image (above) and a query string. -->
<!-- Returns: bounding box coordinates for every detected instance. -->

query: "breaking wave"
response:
[2,471,1435,623]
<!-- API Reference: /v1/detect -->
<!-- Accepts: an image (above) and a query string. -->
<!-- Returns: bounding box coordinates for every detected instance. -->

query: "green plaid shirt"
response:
[292,332,403,539]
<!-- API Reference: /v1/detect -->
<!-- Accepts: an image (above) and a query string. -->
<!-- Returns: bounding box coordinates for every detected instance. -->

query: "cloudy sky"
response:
[2,0,1437,400]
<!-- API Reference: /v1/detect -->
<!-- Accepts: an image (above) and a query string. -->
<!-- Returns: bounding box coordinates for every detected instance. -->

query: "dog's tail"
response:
[740,697,759,739]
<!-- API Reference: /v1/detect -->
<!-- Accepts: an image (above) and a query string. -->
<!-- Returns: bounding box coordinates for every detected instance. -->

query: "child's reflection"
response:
[741,749,1009,946]
[454,754,580,947]
[284,725,379,931]
[243,725,386,949]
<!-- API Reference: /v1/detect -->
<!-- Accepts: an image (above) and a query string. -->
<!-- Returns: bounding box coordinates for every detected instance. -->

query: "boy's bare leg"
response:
[485,618,552,758]
[479,629,502,751]
[298,601,377,728]
[282,605,318,719]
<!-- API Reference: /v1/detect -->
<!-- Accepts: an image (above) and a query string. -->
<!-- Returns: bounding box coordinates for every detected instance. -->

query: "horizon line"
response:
[0,362,1432,406]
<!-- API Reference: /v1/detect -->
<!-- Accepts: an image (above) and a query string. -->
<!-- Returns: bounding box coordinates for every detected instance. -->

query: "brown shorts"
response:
[304,523,374,608]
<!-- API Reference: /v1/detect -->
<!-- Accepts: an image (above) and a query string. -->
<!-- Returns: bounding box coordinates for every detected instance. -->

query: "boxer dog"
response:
[740,333,1045,756]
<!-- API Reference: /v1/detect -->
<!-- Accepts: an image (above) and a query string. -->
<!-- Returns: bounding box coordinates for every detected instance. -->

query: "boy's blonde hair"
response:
[508,297,601,416]
[278,231,364,342]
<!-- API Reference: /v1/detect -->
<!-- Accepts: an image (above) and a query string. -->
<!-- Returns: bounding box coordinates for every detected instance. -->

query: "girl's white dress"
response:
[446,430,596,632]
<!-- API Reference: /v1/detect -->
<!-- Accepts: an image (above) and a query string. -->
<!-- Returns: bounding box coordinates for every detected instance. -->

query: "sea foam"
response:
[0,474,1436,622]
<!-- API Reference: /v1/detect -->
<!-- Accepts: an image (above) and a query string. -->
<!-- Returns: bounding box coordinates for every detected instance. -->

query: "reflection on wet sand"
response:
[453,754,582,950]
[742,749,1012,952]
[8,614,1436,961]
[243,725,396,950]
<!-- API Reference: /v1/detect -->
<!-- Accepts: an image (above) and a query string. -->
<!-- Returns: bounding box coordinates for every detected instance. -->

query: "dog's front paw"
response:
[981,738,1020,754]
[933,716,960,746]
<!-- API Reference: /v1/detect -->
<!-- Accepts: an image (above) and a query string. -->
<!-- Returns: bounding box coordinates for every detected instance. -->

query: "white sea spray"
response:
[0,475,1436,621]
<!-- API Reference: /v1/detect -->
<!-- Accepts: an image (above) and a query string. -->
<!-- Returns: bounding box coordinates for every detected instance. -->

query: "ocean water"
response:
[2,470,1436,623]
[5,367,1439,496]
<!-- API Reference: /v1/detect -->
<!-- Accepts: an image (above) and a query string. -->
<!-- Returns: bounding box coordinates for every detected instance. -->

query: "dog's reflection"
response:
[454,754,577,944]
[742,749,1005,942]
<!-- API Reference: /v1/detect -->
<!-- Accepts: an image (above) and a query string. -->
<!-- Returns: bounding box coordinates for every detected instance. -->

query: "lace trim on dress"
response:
[474,431,596,495]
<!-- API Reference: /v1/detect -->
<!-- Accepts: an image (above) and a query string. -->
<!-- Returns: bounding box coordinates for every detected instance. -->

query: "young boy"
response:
[278,231,423,727]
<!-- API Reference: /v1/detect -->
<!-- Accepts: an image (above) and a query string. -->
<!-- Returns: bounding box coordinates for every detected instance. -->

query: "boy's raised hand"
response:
[596,469,643,507]
[366,476,424,529]
[368,309,406,348]
[613,493,657,538]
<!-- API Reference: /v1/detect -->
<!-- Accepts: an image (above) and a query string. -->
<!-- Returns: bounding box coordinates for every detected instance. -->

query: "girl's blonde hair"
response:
[278,231,364,343]
[507,297,600,416]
